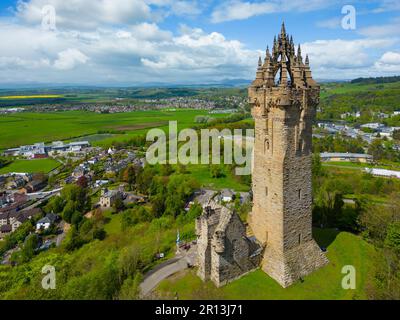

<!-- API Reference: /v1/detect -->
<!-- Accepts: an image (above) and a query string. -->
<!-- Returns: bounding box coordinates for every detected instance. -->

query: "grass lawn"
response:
[156,229,376,300]
[0,158,61,174]
[184,164,250,192]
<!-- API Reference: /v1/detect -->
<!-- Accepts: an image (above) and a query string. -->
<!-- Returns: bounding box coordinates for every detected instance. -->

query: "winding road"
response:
[140,245,197,297]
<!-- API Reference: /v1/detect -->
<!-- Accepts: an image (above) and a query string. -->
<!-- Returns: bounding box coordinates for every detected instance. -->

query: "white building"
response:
[365,168,400,179]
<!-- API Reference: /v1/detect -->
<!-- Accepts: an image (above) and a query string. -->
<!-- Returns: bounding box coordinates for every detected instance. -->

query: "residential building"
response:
[99,189,123,208]
[36,213,59,231]
[219,189,235,203]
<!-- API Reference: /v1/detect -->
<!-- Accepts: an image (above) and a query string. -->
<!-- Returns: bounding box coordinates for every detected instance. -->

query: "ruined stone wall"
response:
[196,204,261,287]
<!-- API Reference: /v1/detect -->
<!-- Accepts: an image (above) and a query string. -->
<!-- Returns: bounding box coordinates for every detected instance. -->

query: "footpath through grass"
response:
[156,229,375,300]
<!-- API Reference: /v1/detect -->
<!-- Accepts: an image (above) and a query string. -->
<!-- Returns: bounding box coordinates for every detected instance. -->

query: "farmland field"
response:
[0,158,61,174]
[0,95,64,100]
[0,109,228,150]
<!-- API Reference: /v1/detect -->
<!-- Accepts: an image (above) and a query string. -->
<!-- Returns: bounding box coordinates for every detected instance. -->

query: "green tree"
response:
[368,139,385,161]
[385,222,400,253]
[113,198,125,213]
[62,200,76,223]
[210,165,225,178]
[20,234,39,262]
[45,196,65,214]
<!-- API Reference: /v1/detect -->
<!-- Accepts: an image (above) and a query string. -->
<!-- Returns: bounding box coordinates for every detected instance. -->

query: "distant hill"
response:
[351,76,400,85]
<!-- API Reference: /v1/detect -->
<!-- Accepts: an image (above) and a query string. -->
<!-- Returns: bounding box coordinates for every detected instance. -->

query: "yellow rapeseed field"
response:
[0,95,63,99]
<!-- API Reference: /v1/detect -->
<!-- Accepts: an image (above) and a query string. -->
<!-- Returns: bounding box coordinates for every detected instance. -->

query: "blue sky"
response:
[0,0,399,85]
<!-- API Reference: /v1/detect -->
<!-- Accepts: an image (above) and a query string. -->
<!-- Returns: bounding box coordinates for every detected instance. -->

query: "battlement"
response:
[250,22,318,91]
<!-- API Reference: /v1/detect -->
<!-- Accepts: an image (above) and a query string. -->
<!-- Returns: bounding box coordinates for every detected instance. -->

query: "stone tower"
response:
[248,23,328,288]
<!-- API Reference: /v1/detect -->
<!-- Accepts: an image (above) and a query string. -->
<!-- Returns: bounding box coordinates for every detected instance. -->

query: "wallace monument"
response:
[196,23,328,288]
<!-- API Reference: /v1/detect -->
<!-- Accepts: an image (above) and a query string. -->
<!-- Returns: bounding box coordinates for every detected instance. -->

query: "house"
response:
[88,158,99,165]
[0,225,12,239]
[0,207,42,233]
[99,189,123,208]
[36,213,59,231]
[72,166,86,178]
[0,212,8,227]
[94,180,109,188]
[20,179,47,194]
[219,189,235,203]
[0,176,6,188]
[360,123,384,131]
[7,176,25,190]
[378,127,393,138]
[375,112,389,119]
[320,152,373,163]
[13,208,42,231]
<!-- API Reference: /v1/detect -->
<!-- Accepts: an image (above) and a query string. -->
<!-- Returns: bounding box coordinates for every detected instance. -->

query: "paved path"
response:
[140,245,197,297]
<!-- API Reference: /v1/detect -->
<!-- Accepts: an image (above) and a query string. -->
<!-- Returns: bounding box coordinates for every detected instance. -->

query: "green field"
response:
[0,159,61,174]
[0,95,64,100]
[183,164,250,191]
[156,229,375,300]
[0,109,227,150]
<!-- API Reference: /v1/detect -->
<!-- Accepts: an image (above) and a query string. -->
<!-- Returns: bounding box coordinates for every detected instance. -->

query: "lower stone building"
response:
[196,201,262,287]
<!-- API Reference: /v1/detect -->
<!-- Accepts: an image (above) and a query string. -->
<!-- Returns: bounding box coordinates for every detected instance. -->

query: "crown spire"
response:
[265,46,271,62]
[297,44,302,62]
[281,21,286,36]
[258,56,262,68]
[305,54,309,66]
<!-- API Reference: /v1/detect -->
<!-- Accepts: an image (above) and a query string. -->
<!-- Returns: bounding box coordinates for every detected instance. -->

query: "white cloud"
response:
[54,48,89,70]
[0,56,50,69]
[16,0,153,30]
[1,0,399,84]
[130,23,172,41]
[374,51,400,72]
[211,0,340,23]
[372,0,400,13]
[0,18,259,84]
[302,38,397,69]
[141,26,260,75]
[359,17,400,38]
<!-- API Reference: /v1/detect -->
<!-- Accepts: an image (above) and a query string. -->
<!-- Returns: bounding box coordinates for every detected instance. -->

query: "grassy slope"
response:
[0,210,196,299]
[156,229,375,300]
[0,158,61,174]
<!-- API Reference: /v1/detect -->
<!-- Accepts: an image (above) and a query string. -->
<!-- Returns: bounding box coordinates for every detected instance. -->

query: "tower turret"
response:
[248,24,328,288]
